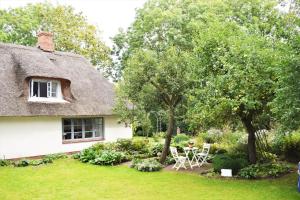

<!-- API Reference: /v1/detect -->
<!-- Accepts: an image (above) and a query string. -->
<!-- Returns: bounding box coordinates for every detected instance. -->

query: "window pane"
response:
[84,119,93,132]
[33,81,39,97]
[64,125,72,133]
[85,131,93,138]
[40,82,47,97]
[74,132,83,139]
[51,82,57,97]
[63,132,72,140]
[63,119,71,126]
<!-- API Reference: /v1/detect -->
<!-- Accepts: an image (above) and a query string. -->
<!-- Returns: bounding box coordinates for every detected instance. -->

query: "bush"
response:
[93,150,126,166]
[173,134,190,144]
[14,159,30,167]
[165,156,176,165]
[150,143,164,157]
[30,159,44,166]
[79,148,97,163]
[153,132,165,142]
[130,158,163,172]
[282,132,300,162]
[42,157,53,164]
[115,139,133,151]
[212,154,248,175]
[239,163,291,179]
[132,138,149,153]
[0,159,11,166]
[44,153,67,160]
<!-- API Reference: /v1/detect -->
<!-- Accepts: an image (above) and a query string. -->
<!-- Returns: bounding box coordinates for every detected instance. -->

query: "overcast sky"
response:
[0,0,147,46]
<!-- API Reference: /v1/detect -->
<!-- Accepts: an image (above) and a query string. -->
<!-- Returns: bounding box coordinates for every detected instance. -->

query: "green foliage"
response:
[239,163,292,179]
[173,134,190,144]
[30,159,44,166]
[93,150,126,166]
[115,139,133,151]
[79,148,98,163]
[130,158,163,172]
[132,138,150,153]
[282,132,300,162]
[44,153,68,160]
[212,154,248,175]
[0,2,110,68]
[14,160,30,167]
[150,143,164,157]
[0,159,11,167]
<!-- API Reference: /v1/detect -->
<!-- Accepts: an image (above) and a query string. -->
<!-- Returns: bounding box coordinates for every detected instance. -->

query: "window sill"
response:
[62,137,104,144]
[28,97,69,103]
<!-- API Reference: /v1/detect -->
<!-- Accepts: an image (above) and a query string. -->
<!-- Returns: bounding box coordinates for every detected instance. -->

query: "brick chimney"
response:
[37,32,54,52]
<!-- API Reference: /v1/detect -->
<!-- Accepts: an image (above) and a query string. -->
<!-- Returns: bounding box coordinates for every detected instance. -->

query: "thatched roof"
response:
[0,43,115,117]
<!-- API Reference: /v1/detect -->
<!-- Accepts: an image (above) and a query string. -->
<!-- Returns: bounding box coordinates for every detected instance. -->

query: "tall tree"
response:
[186,0,292,164]
[272,0,300,131]
[115,0,202,163]
[0,2,110,67]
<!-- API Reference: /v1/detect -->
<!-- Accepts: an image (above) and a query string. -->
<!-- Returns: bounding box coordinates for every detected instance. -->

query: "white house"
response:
[0,32,132,159]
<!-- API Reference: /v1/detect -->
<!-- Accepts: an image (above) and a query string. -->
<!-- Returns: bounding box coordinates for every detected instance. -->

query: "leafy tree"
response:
[0,2,110,67]
[272,1,300,131]
[115,0,204,163]
[187,0,293,164]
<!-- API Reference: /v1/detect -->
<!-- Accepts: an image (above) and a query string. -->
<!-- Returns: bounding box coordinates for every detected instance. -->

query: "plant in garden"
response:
[130,158,163,172]
[0,159,11,167]
[239,163,292,179]
[212,154,248,175]
[93,150,126,166]
[14,160,30,167]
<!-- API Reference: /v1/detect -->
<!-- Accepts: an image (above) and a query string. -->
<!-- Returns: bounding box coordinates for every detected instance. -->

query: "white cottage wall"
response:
[0,116,132,159]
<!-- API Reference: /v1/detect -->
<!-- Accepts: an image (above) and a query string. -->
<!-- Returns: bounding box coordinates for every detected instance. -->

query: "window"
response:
[62,118,104,141]
[30,79,59,98]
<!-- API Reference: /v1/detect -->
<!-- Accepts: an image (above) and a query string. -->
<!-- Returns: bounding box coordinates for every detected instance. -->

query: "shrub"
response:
[79,148,97,163]
[282,132,300,162]
[130,158,163,172]
[173,134,190,144]
[115,139,133,151]
[165,156,176,165]
[239,163,291,179]
[42,157,53,164]
[14,159,30,167]
[93,143,107,151]
[93,150,126,166]
[0,159,11,166]
[30,159,44,166]
[72,153,81,159]
[44,153,67,161]
[212,154,248,175]
[150,143,164,157]
[132,138,149,153]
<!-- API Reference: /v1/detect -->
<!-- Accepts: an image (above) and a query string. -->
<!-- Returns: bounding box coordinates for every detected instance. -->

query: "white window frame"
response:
[29,79,64,102]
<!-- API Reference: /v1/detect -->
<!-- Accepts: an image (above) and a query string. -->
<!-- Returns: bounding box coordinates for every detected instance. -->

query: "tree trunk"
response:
[160,107,175,164]
[241,117,257,164]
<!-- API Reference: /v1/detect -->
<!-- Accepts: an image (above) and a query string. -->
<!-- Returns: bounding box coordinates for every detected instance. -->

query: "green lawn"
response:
[0,159,299,200]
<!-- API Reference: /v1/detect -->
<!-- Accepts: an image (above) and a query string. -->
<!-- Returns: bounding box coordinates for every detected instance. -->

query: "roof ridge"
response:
[0,42,84,59]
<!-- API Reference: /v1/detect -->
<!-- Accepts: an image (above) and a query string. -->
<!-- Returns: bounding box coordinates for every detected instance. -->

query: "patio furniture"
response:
[183,147,199,169]
[170,146,187,171]
[196,143,210,166]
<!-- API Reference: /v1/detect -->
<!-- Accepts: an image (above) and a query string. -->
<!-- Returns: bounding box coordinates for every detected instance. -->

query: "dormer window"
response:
[29,79,65,102]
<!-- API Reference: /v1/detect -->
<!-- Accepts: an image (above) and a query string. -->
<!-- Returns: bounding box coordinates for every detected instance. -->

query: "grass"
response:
[0,158,299,200]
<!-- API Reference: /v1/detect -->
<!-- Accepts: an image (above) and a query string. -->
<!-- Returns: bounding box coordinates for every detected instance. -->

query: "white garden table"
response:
[183,147,199,169]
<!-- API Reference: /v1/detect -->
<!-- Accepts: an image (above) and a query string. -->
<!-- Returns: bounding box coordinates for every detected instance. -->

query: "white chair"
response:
[170,147,187,171]
[196,143,210,166]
